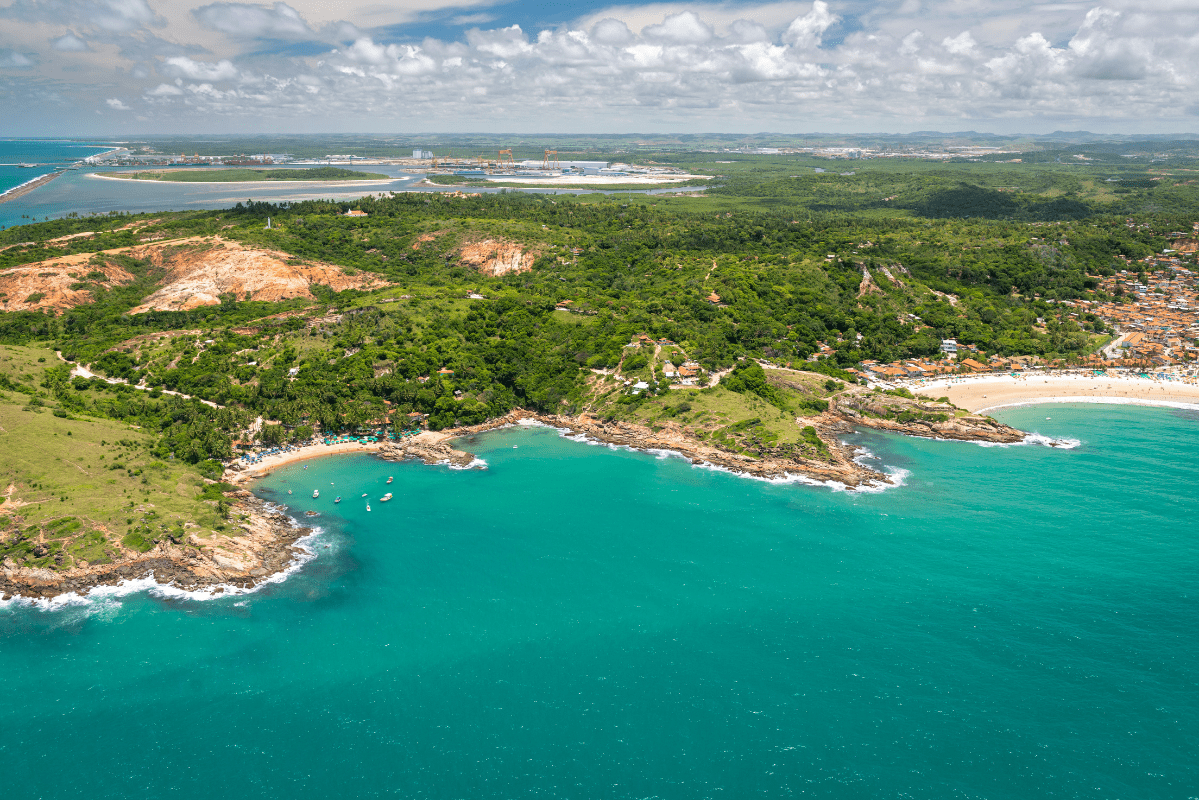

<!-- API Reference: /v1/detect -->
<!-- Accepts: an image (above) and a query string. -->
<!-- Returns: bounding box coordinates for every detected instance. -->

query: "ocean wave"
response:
[449,457,489,470]
[979,396,1199,414]
[975,432,1081,449]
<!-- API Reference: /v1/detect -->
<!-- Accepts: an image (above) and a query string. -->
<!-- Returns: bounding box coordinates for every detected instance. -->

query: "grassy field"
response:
[121,167,390,183]
[0,345,229,572]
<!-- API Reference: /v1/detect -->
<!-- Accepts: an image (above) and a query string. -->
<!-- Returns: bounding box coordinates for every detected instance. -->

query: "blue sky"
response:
[0,0,1195,135]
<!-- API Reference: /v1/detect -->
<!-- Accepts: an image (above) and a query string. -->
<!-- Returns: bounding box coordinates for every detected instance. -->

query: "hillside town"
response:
[839,241,1198,386]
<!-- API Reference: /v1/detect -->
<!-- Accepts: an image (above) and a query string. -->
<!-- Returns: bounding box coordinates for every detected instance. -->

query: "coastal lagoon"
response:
[1,404,1195,798]
[0,143,693,230]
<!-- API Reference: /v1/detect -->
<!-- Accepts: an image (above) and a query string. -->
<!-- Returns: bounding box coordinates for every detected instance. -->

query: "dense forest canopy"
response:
[0,152,1194,463]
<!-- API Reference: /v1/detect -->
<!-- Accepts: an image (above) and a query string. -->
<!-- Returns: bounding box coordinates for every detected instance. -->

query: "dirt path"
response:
[59,352,223,409]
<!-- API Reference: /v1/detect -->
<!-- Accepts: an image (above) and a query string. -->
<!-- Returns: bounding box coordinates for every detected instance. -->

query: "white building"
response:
[940,339,958,355]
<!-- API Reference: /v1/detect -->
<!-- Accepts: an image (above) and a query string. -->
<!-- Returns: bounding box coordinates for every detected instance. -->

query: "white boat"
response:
[366,504,371,511]
[380,493,392,502]
[312,489,319,498]
[386,476,393,484]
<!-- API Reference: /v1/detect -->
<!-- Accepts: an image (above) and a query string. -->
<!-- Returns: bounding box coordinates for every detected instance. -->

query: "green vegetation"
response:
[0,146,1194,479]
[122,167,389,183]
[0,345,232,572]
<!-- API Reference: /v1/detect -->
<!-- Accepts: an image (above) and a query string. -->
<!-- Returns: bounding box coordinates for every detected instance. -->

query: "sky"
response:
[0,0,1195,136]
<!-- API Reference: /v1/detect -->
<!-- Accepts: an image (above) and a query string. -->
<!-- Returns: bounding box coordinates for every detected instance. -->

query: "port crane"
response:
[498,149,516,168]
[542,150,559,170]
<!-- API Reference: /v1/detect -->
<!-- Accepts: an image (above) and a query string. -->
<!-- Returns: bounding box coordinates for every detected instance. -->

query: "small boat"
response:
[335,496,342,504]
[366,504,371,511]
[312,489,319,498]
[513,445,518,449]
[386,476,393,484]
[380,493,393,502]
[288,490,292,495]
[361,493,367,497]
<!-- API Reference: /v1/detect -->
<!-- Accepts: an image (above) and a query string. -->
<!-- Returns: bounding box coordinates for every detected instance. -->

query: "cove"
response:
[0,404,1195,799]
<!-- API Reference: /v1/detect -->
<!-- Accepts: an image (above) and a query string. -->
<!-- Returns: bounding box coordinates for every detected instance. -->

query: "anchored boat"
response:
[386,476,393,484]
[380,493,393,502]
[312,489,319,498]
[335,496,342,504]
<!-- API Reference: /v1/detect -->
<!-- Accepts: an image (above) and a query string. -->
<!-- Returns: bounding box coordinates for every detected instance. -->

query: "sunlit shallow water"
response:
[1,404,1196,799]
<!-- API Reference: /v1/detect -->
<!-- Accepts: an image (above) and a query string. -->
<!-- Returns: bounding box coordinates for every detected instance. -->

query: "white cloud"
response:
[51,32,93,52]
[1,50,35,68]
[146,82,184,96]
[106,97,130,109]
[781,1,837,48]
[162,56,240,81]
[942,31,976,55]
[192,2,313,39]
[643,11,714,44]
[0,0,1196,131]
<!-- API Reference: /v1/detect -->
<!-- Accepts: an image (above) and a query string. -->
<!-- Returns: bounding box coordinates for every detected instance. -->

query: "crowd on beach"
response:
[232,428,426,469]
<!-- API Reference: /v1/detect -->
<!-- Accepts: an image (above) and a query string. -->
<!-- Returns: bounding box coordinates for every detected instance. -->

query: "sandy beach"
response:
[224,432,453,484]
[907,373,1199,413]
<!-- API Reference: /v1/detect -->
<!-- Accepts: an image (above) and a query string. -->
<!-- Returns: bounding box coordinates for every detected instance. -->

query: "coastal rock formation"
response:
[377,434,477,468]
[0,493,310,600]
[827,393,1024,443]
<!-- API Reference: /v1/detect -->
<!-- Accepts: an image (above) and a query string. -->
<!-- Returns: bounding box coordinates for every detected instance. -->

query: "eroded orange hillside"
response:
[0,236,382,314]
[128,237,382,313]
[457,238,538,277]
[0,254,136,313]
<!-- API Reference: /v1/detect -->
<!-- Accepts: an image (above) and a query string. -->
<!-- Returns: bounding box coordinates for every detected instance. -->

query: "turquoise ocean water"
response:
[1,404,1196,798]
[0,139,113,196]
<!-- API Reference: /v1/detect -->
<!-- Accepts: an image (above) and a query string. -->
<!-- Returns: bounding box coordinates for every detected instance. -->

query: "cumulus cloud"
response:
[781,0,837,48]
[1,0,1197,130]
[51,31,93,52]
[643,11,714,44]
[145,81,183,96]
[162,56,240,81]
[105,97,130,109]
[192,2,313,39]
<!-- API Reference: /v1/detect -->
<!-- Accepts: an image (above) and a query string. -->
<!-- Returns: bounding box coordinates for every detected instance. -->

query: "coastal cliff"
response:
[0,493,311,601]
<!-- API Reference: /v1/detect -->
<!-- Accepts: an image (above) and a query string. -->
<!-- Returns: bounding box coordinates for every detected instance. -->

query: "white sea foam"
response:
[978,396,1199,414]
[449,457,489,470]
[975,432,1081,449]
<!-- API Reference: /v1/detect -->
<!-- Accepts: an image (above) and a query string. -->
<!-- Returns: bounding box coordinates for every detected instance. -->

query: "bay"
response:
[0,404,1195,798]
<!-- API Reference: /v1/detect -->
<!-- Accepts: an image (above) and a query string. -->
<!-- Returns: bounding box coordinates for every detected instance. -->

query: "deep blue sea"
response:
[1,404,1196,799]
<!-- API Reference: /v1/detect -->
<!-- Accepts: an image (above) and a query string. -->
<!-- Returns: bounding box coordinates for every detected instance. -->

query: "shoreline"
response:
[905,373,1198,413]
[0,493,313,602]
[0,171,62,204]
[10,383,1186,604]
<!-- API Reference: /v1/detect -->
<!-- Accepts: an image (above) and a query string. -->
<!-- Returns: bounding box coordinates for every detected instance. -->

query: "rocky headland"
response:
[0,492,312,601]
